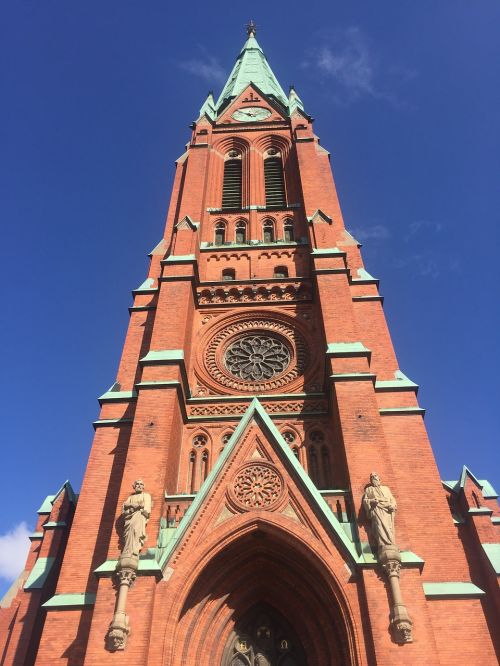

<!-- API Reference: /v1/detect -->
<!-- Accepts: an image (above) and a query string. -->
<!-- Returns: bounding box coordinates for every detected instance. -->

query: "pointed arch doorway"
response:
[168,524,357,666]
[221,603,306,665]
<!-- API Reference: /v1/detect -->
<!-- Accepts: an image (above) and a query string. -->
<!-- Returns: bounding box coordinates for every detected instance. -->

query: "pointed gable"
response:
[158,399,358,573]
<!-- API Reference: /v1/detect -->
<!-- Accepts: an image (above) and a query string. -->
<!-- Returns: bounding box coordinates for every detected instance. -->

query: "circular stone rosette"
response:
[204,318,308,393]
[228,461,285,512]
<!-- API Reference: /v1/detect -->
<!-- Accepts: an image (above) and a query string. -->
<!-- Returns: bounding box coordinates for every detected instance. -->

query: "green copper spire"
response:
[216,22,289,113]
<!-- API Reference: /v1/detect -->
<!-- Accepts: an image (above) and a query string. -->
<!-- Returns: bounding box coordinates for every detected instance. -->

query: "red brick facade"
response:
[1,28,499,665]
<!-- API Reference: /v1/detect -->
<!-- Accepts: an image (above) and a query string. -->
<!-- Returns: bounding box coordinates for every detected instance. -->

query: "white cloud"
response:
[0,522,31,581]
[178,56,226,85]
[302,27,416,107]
[350,224,391,241]
[315,28,375,99]
[404,219,443,241]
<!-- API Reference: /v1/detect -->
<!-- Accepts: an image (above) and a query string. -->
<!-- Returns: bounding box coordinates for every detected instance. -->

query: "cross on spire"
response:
[246,20,257,36]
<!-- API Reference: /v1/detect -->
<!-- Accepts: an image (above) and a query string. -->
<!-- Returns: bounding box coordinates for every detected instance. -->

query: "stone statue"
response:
[120,479,152,566]
[107,479,152,651]
[362,472,397,551]
[362,472,413,644]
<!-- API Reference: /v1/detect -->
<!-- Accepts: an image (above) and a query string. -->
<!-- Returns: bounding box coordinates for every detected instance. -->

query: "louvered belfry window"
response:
[264,155,286,208]
[222,152,242,210]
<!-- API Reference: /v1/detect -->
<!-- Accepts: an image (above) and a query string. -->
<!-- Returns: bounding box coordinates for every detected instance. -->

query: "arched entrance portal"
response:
[221,603,307,665]
[167,524,357,665]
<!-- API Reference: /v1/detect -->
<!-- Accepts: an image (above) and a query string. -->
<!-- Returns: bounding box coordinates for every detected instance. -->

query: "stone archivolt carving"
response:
[106,480,152,652]
[225,334,291,381]
[362,472,413,645]
[229,462,285,512]
[204,317,309,393]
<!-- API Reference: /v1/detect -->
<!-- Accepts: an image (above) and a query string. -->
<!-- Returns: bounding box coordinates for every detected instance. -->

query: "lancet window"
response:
[264,148,286,208]
[263,220,275,243]
[222,150,243,210]
[283,219,295,241]
[214,222,226,245]
[235,221,247,243]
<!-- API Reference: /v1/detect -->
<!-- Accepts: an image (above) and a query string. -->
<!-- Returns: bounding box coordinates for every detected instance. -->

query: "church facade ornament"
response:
[106,480,152,651]
[363,472,413,644]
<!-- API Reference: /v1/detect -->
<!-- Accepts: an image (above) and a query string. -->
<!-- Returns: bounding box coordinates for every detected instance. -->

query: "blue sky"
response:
[1,1,499,595]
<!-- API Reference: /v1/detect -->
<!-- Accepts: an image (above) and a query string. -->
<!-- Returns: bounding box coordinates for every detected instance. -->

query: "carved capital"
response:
[382,559,401,578]
[116,567,137,587]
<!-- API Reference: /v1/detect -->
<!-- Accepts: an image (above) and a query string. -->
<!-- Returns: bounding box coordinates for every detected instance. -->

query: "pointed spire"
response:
[288,85,305,115]
[198,91,216,120]
[215,24,289,113]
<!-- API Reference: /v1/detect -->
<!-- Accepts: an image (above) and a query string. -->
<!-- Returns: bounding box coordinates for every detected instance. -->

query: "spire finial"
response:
[246,20,257,36]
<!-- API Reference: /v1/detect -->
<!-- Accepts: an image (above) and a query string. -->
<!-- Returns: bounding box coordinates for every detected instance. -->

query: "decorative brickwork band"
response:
[106,480,152,651]
[363,473,413,644]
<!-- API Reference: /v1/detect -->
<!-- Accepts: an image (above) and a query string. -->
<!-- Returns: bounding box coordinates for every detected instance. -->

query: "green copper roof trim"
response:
[148,239,167,256]
[163,254,196,263]
[133,277,157,294]
[379,407,425,416]
[311,247,344,257]
[98,387,137,403]
[357,542,424,568]
[29,532,43,540]
[443,466,498,499]
[482,544,500,575]
[43,521,67,529]
[326,342,371,357]
[140,349,184,364]
[307,210,333,225]
[330,373,376,383]
[24,557,56,590]
[94,549,162,578]
[491,517,500,525]
[468,507,493,516]
[352,268,378,283]
[198,92,216,121]
[37,495,55,514]
[36,480,77,514]
[158,399,359,572]
[216,33,288,112]
[375,370,418,392]
[93,418,133,428]
[288,86,305,115]
[423,582,485,598]
[43,593,96,609]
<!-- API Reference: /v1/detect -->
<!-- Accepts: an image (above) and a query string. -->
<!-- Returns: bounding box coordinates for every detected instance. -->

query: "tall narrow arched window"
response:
[201,450,209,482]
[283,220,295,242]
[188,451,196,493]
[308,447,319,486]
[264,149,286,208]
[273,265,288,278]
[235,221,246,244]
[222,151,242,209]
[262,220,275,243]
[321,446,332,489]
[214,222,226,246]
[222,268,236,281]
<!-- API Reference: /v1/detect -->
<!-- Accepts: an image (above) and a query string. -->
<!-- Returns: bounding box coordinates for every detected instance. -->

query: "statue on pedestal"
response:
[363,472,413,644]
[107,479,152,651]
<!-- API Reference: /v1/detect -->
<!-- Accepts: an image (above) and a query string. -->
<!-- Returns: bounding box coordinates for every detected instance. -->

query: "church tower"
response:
[2,24,499,666]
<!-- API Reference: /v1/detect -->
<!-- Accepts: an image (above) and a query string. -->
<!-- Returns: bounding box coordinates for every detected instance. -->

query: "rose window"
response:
[224,335,291,381]
[231,463,284,510]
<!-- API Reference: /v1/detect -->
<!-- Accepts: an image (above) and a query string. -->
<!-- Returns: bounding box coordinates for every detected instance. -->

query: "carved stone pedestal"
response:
[379,548,413,644]
[106,563,137,651]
